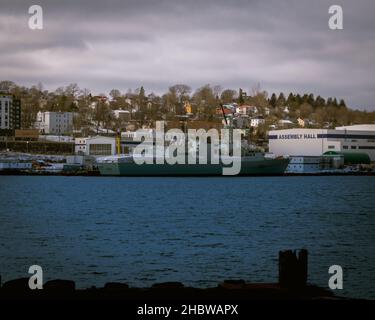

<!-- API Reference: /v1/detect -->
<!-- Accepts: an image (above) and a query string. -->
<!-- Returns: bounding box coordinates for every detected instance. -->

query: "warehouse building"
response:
[269,125,375,162]
[75,136,116,156]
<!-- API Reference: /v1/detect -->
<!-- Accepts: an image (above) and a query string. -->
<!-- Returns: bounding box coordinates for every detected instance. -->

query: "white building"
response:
[269,125,375,161]
[250,116,265,128]
[75,136,116,156]
[75,137,88,154]
[113,109,131,120]
[35,111,75,134]
[236,105,258,115]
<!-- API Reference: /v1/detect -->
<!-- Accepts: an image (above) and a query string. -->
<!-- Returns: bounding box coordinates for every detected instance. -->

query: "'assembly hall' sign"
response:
[278,133,318,140]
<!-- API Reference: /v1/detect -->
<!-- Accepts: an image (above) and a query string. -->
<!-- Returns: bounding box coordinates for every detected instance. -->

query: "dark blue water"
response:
[0,176,374,299]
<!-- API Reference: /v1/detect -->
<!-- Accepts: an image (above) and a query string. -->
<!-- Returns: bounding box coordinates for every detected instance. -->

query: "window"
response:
[359,146,375,150]
[343,146,348,149]
[89,144,112,155]
[328,145,335,149]
[351,146,356,149]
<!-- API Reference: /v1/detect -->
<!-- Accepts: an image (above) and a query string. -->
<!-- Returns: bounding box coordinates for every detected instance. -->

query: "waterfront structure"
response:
[0,160,32,171]
[0,93,21,135]
[269,125,375,161]
[75,136,116,156]
[35,111,75,135]
[286,156,322,173]
[285,155,344,173]
[39,135,75,143]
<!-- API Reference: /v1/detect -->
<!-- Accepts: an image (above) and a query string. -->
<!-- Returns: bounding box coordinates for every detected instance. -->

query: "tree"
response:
[109,89,121,100]
[169,84,191,100]
[315,95,326,108]
[164,86,179,115]
[339,99,346,108]
[269,93,277,108]
[169,84,192,114]
[213,85,222,100]
[220,89,237,104]
[276,92,286,107]
[250,91,269,110]
[307,93,315,105]
[295,94,302,105]
[136,86,147,112]
[193,85,216,120]
[92,100,113,134]
[299,103,314,119]
[332,98,338,108]
[238,88,245,105]
[65,83,80,98]
[0,80,17,92]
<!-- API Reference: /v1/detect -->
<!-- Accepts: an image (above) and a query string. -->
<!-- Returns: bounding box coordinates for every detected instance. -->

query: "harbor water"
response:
[0,176,374,299]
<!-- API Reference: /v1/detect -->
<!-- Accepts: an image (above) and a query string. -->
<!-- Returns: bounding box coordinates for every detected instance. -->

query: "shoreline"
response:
[0,170,374,177]
[0,278,345,301]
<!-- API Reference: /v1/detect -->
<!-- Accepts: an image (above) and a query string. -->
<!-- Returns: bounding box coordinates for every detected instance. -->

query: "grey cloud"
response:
[0,0,374,109]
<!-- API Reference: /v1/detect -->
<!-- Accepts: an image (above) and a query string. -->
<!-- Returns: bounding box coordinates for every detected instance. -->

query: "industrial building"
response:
[75,136,116,156]
[269,125,375,162]
[0,93,21,136]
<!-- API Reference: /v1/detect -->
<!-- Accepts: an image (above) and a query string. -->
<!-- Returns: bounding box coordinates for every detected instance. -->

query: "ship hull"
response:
[97,158,289,176]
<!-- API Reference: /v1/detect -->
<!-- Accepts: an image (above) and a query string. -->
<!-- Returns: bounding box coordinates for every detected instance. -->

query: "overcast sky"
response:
[1,0,374,110]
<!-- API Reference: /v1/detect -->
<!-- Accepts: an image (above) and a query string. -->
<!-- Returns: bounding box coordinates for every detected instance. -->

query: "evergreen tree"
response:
[138,86,146,111]
[302,94,309,103]
[295,94,302,105]
[286,93,294,105]
[333,98,338,108]
[139,86,145,99]
[307,93,315,105]
[269,93,277,107]
[276,92,286,107]
[339,99,347,108]
[238,88,245,105]
[315,95,326,107]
